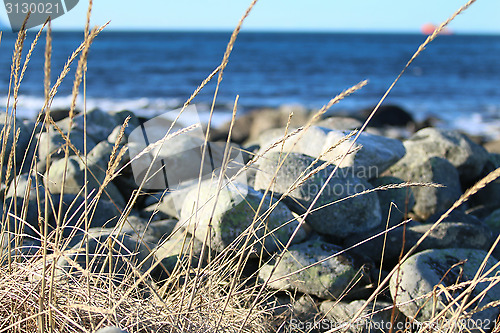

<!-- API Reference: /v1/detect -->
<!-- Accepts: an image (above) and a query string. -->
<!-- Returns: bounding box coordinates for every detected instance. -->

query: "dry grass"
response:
[1,0,499,332]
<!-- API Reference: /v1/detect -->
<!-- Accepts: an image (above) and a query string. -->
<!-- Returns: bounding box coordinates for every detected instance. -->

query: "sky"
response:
[0,0,499,34]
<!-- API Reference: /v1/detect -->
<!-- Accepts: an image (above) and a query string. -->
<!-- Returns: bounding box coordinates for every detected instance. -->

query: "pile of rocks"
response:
[2,107,500,332]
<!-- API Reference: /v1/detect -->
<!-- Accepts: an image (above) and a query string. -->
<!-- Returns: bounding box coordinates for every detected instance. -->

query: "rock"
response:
[370,176,415,227]
[290,294,320,322]
[141,204,173,222]
[47,155,125,207]
[314,116,362,131]
[153,230,204,278]
[484,208,500,233]
[47,194,122,239]
[6,173,45,201]
[120,215,177,245]
[425,210,483,226]
[390,248,500,330]
[388,156,462,221]
[402,128,489,184]
[149,193,178,219]
[360,104,414,128]
[38,129,97,161]
[0,112,31,169]
[468,153,500,217]
[320,300,401,333]
[56,108,132,143]
[180,181,307,255]
[274,294,322,333]
[0,197,39,250]
[345,221,493,264]
[258,239,370,300]
[254,152,381,239]
[95,327,129,333]
[57,227,154,278]
[211,106,311,144]
[258,126,405,177]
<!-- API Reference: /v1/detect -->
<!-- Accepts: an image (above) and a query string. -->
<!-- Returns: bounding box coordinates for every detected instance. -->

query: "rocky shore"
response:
[2,104,500,332]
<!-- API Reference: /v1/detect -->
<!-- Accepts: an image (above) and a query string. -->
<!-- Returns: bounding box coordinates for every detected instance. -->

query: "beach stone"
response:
[47,155,125,207]
[273,294,322,333]
[38,129,97,161]
[484,208,500,233]
[6,173,45,201]
[57,227,154,279]
[211,106,311,144]
[0,112,31,168]
[56,108,124,143]
[180,181,306,255]
[86,141,115,169]
[344,221,493,264]
[258,126,405,177]
[254,152,381,239]
[402,128,489,184]
[153,231,204,278]
[141,204,172,222]
[95,327,129,333]
[314,116,362,130]
[468,153,500,217]
[0,197,39,250]
[320,300,401,333]
[360,104,414,128]
[370,176,415,227]
[150,193,178,219]
[258,239,369,300]
[46,194,121,239]
[388,156,462,220]
[119,216,177,245]
[390,248,500,331]
[425,210,484,226]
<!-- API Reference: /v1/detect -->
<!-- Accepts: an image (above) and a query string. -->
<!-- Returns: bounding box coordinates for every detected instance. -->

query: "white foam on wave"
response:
[449,110,500,140]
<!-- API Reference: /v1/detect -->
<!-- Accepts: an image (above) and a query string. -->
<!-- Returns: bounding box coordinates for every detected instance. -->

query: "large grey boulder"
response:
[390,248,500,331]
[180,181,307,255]
[388,156,462,220]
[254,152,381,239]
[38,129,97,161]
[56,108,139,143]
[258,126,405,177]
[258,239,369,300]
[370,176,415,227]
[47,155,125,208]
[402,128,489,184]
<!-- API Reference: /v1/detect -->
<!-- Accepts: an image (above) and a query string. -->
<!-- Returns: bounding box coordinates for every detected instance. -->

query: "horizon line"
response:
[1,27,499,36]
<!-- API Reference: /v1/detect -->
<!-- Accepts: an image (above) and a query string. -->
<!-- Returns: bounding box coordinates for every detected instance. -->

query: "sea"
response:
[0,31,499,138]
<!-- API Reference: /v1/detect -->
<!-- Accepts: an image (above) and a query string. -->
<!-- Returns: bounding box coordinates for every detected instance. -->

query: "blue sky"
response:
[1,0,499,34]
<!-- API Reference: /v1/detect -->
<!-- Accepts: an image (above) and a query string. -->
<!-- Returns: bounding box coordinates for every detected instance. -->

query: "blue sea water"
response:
[0,31,499,137]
